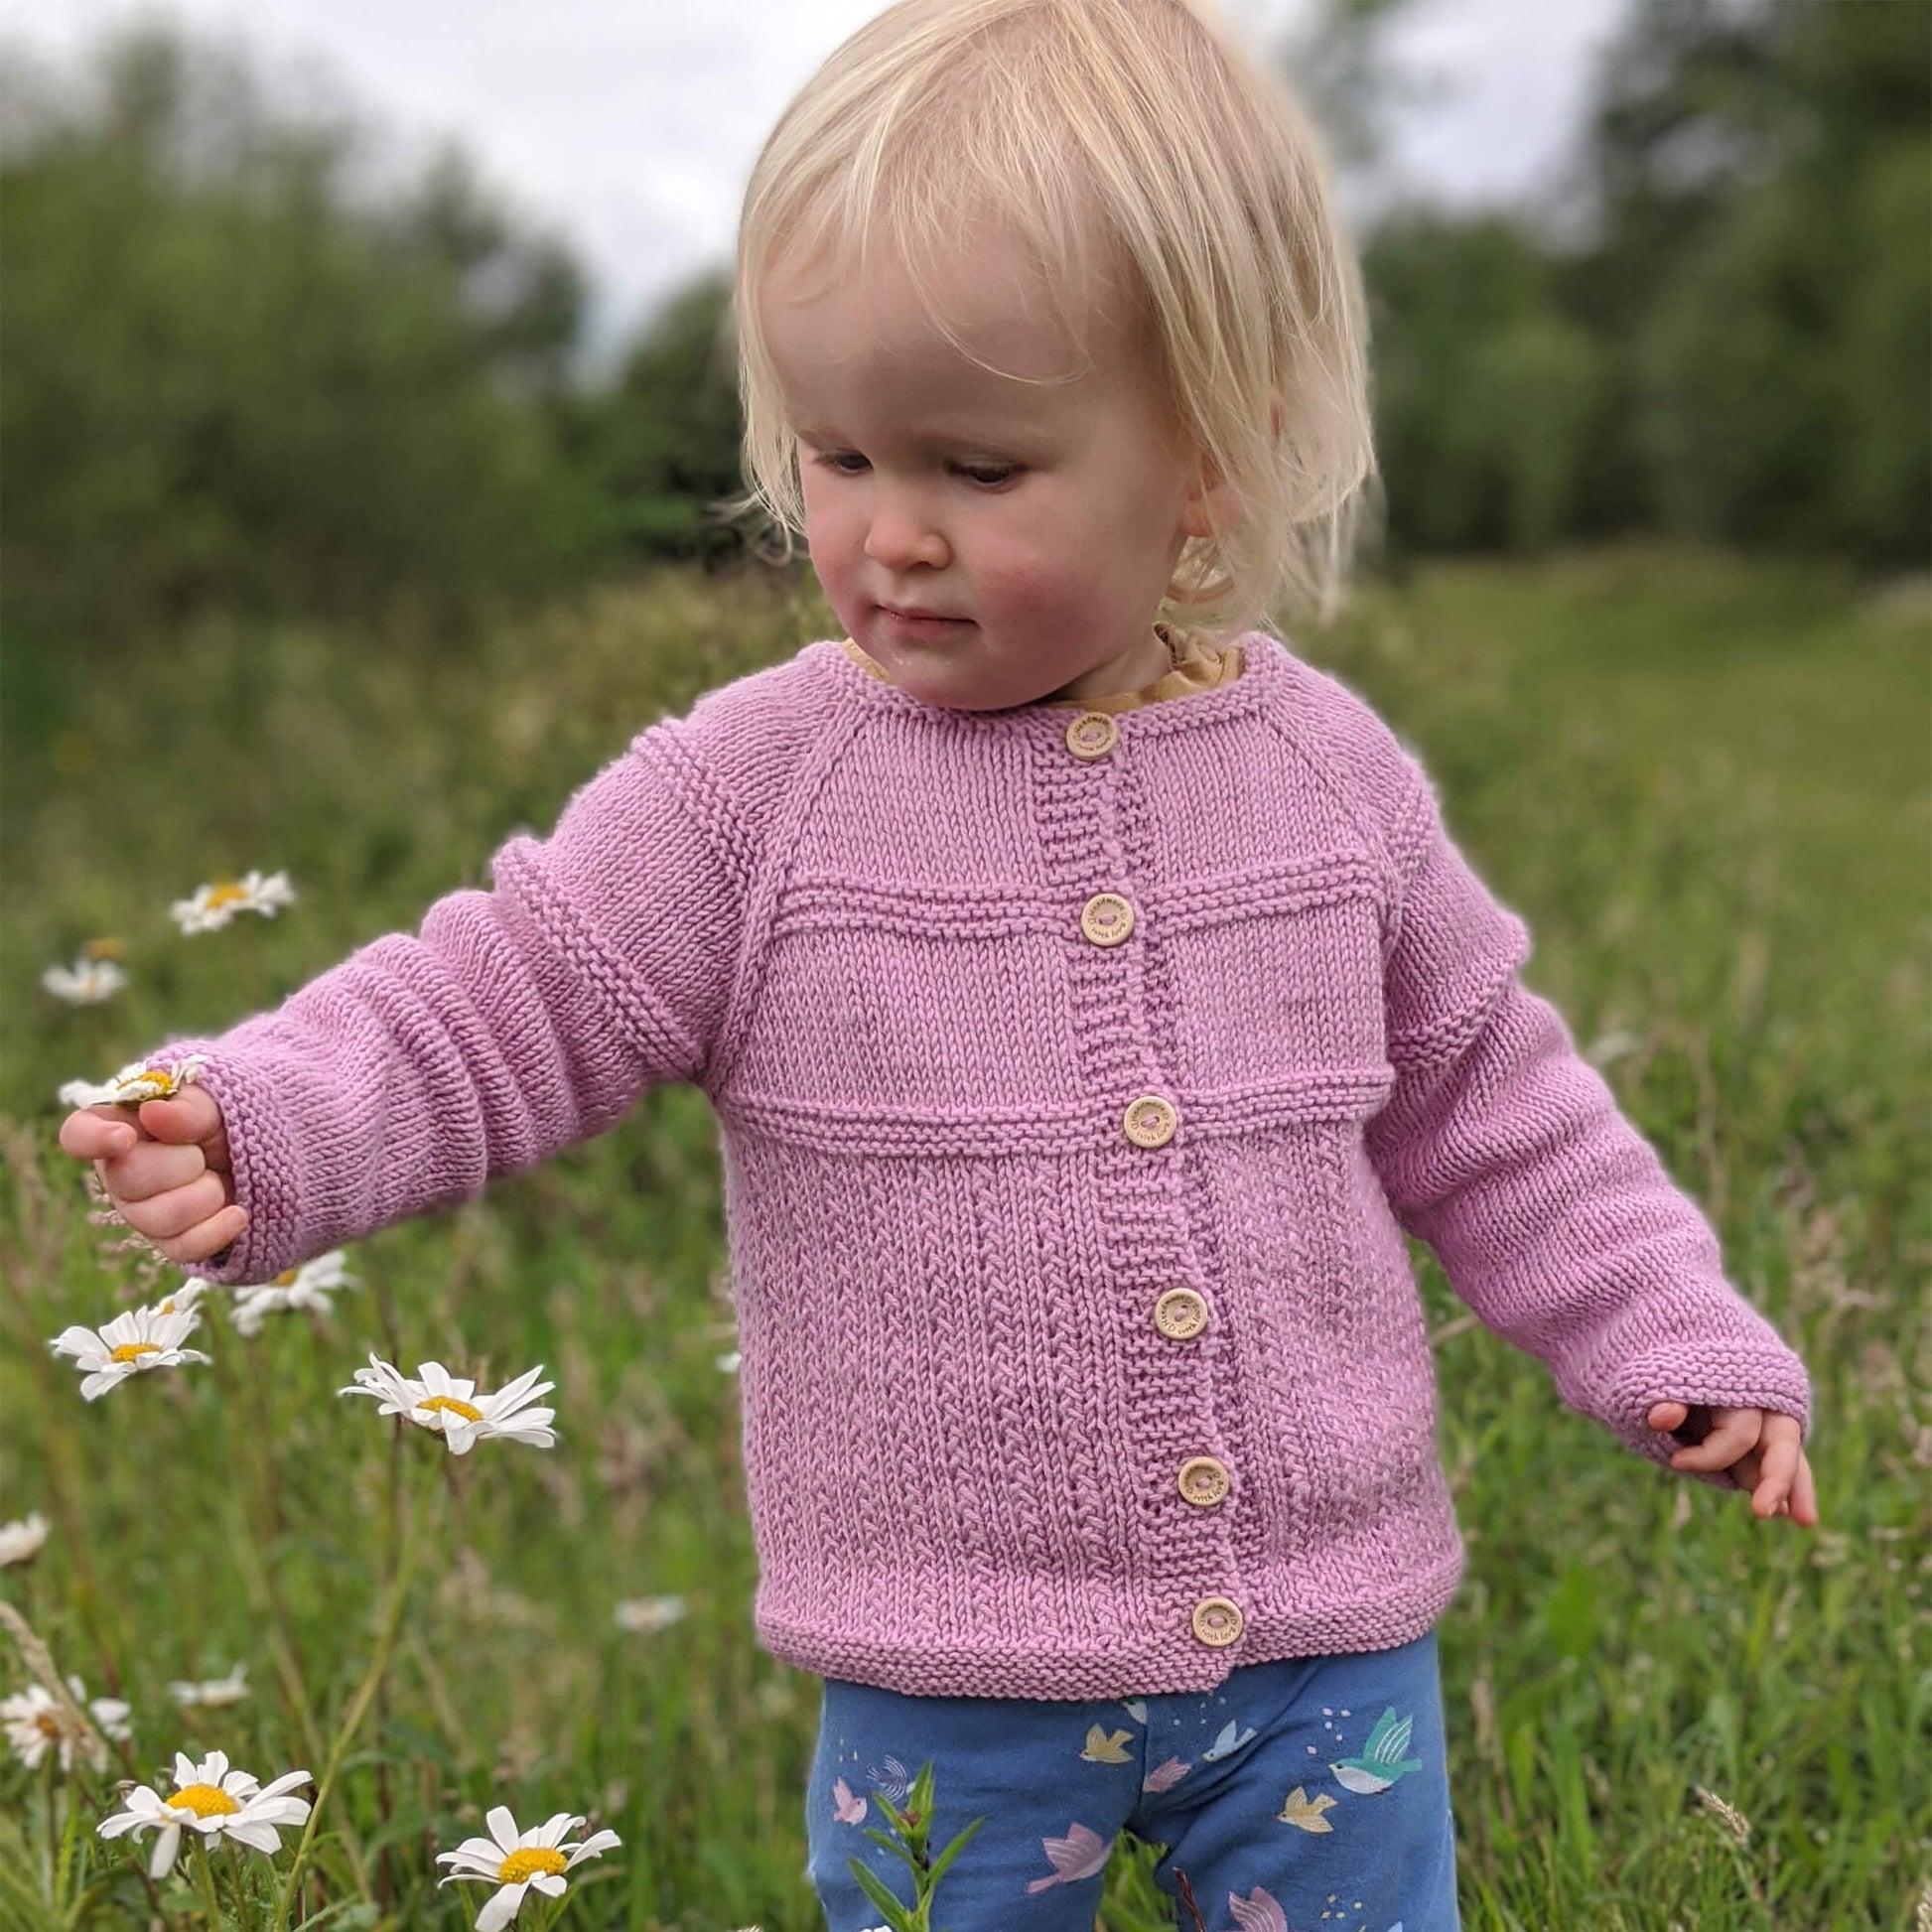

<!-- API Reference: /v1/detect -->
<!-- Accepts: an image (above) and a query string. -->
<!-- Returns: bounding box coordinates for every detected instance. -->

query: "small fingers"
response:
[1647,1401,1690,1434]
[98,1140,207,1203]
[1747,1416,1803,1519]
[60,1105,141,1160]
[1787,1449,1820,1528]
[1668,1407,1763,1473]
[150,1205,249,1267]
[117,1172,232,1244]
[137,1087,224,1148]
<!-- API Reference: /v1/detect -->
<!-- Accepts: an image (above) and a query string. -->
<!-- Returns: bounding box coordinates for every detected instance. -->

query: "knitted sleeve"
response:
[1362,749,1812,1472]
[141,719,749,1289]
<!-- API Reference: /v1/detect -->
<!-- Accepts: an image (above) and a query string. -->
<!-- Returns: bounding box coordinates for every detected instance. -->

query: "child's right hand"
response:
[58,1088,248,1265]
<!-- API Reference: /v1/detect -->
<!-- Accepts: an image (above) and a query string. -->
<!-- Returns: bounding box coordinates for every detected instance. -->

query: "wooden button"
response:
[1064,712,1118,759]
[1079,893,1134,946]
[1191,1596,1243,1647]
[1153,1287,1207,1339]
[1176,1456,1230,1507]
[1122,1094,1176,1148]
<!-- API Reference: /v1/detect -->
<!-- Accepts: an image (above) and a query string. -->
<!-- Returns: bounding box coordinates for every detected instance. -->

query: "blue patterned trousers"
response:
[805,1629,1459,1931]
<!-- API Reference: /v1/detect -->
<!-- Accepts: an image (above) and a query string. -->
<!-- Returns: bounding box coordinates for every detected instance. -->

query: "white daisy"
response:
[57,1052,208,1111]
[2,1676,132,1773]
[167,1663,249,1709]
[42,957,129,1004]
[0,1511,51,1567]
[230,1252,358,1337]
[612,1596,686,1635]
[169,871,296,934]
[49,1291,211,1400]
[339,1354,557,1455]
[435,1806,621,1932]
[97,1750,312,1880]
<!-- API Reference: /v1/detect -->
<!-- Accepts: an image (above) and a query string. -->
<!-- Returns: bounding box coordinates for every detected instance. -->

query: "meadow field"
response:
[1,545,1927,1930]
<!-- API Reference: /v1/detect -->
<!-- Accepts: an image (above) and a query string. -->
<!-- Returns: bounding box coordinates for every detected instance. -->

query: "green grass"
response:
[2,545,1927,1929]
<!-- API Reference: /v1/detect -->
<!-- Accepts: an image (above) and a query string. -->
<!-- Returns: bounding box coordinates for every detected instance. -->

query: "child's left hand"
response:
[1645,1402,1819,1526]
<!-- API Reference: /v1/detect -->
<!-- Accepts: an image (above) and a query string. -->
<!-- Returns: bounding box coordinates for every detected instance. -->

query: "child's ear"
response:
[1177,390,1285,540]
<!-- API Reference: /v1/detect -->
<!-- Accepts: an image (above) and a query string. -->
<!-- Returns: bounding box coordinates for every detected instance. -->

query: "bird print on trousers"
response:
[1224,1886,1290,1931]
[1278,1785,1339,1832]
[1201,1718,1258,1760]
[1025,1821,1111,1890]
[1330,1709,1423,1794]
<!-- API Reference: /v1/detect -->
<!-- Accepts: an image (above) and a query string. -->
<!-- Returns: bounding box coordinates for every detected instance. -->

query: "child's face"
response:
[763,227,1231,710]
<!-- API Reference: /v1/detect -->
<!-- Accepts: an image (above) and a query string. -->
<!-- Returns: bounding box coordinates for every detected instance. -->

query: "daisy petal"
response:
[477,1882,526,1932]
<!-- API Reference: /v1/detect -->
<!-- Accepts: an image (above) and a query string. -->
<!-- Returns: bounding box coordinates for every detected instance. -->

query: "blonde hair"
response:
[713,0,1380,642]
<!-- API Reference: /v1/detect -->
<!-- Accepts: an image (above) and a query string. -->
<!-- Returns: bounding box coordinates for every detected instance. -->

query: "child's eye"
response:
[810,453,1018,489]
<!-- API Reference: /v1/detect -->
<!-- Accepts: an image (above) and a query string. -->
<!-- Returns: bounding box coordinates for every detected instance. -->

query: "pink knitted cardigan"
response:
[154,629,1811,1698]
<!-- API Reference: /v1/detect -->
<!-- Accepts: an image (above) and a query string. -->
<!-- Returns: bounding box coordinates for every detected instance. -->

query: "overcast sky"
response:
[0,0,1632,374]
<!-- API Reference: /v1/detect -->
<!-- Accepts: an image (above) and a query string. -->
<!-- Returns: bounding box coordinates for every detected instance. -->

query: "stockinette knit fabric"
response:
[148,627,1811,1699]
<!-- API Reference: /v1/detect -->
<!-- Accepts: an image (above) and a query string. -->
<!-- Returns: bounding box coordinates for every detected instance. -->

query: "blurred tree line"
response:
[0,0,1925,679]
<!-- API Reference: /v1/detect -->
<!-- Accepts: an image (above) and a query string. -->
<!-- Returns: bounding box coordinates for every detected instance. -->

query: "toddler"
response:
[61,1,1817,1926]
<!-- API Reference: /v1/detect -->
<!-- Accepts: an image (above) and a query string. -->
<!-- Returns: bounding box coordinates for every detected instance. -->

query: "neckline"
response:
[812,626,1285,732]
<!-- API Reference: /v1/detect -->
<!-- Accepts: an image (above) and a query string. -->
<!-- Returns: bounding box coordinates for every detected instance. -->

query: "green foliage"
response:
[1366,213,1609,555]
[1362,0,1930,568]
[560,272,748,573]
[0,24,609,660]
[3,0,1924,692]
[2,551,1926,1929]
[844,1762,986,1932]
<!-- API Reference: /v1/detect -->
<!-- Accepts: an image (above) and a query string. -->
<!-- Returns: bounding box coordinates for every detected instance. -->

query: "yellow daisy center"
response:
[419,1395,483,1423]
[206,881,248,907]
[137,1065,179,1093]
[33,1714,64,1740]
[273,1268,301,1287]
[109,1341,160,1363]
[498,1848,568,1884]
[167,1783,240,1818]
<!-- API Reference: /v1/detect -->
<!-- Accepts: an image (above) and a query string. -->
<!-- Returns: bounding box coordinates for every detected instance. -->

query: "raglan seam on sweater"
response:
[1255,669,1425,998]
[696,691,878,1100]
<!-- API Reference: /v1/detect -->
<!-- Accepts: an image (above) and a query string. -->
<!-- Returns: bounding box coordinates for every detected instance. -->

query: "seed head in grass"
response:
[1694,1784,1752,1846]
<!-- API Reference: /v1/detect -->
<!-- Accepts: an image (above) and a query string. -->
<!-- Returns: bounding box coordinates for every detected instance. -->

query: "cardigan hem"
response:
[755,1552,1464,1700]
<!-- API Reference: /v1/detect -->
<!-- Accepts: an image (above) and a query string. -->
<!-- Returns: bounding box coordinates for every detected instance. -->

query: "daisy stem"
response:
[267,1453,434,1932]
[222,1840,252,1925]
[192,1838,225,1929]
[41,1754,57,1906]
